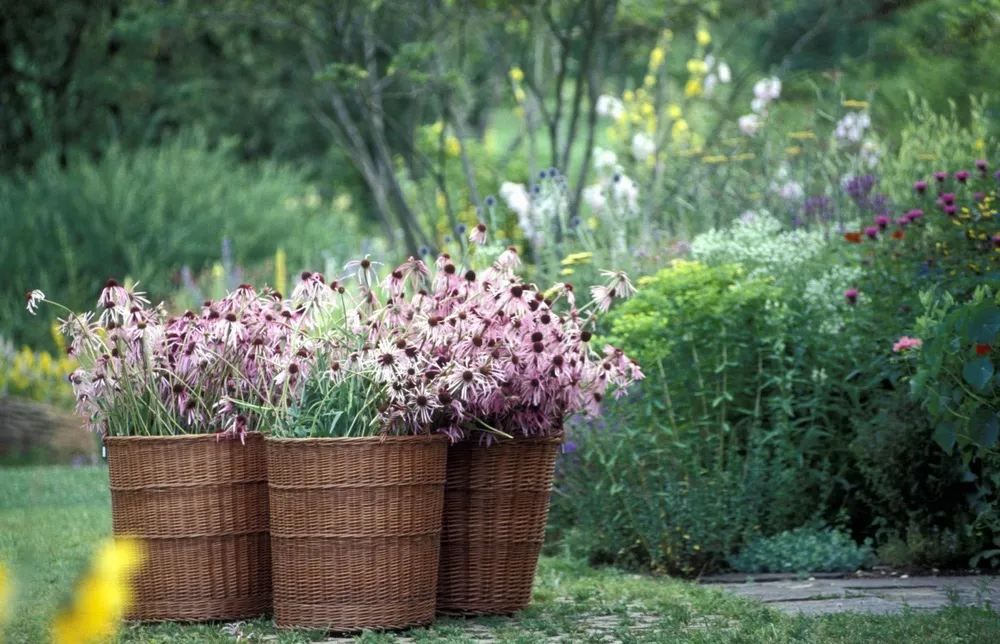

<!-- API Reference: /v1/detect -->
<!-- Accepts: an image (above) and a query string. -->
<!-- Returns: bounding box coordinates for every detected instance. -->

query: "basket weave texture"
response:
[266,436,447,630]
[105,432,271,621]
[437,437,560,615]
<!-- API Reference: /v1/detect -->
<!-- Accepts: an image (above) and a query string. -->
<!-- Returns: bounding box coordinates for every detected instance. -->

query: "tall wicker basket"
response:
[266,436,447,630]
[437,437,561,615]
[105,433,271,621]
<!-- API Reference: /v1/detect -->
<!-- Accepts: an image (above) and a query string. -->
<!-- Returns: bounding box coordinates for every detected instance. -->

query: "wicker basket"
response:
[437,436,561,615]
[105,433,271,621]
[266,435,447,631]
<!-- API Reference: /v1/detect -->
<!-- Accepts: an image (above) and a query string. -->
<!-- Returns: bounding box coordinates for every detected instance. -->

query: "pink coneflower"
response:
[944,204,957,216]
[913,180,927,194]
[844,288,859,305]
[864,226,879,240]
[874,215,890,230]
[892,336,922,353]
[469,222,488,245]
[955,170,970,183]
[496,246,521,269]
[934,171,948,183]
[25,289,45,315]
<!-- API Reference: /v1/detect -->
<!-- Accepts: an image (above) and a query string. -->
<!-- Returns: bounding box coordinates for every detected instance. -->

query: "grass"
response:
[2,466,999,643]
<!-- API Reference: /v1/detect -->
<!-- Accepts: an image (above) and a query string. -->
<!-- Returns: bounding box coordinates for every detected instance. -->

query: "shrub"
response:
[727,526,874,575]
[0,130,358,348]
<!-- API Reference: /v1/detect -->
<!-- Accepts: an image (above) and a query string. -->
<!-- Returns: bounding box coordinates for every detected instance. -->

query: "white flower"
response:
[25,289,45,315]
[750,98,767,114]
[611,174,639,210]
[593,146,618,172]
[753,77,781,102]
[834,112,870,143]
[595,95,625,120]
[499,181,531,219]
[582,184,606,211]
[630,133,656,162]
[738,114,763,136]
[718,62,731,84]
[740,210,759,224]
[773,180,804,201]
[704,74,718,98]
[704,55,715,69]
[860,139,882,168]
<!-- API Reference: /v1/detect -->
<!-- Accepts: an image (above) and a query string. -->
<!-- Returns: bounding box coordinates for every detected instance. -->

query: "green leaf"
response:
[963,357,995,393]
[934,423,957,453]
[968,407,1000,448]
[965,305,1000,344]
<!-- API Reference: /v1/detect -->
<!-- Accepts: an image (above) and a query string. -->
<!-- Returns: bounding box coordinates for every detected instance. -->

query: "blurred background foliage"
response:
[4,0,1000,572]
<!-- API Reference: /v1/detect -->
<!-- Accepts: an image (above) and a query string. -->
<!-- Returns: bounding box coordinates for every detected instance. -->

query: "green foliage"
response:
[0,131,357,348]
[727,526,874,574]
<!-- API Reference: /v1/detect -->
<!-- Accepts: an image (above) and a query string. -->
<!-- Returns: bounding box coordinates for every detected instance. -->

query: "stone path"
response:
[704,574,1000,616]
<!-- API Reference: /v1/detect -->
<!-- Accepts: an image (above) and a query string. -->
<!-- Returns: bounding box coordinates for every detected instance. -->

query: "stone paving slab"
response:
[713,575,1000,616]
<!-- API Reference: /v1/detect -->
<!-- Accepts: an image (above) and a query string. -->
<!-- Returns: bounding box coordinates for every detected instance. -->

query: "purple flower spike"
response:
[934,171,948,182]
[977,159,988,171]
[993,234,1000,249]
[907,209,924,221]
[944,204,957,216]
[844,289,859,305]
[914,180,928,194]
[940,193,956,205]
[864,226,879,240]
[895,217,909,227]
[955,170,970,183]
[874,215,890,230]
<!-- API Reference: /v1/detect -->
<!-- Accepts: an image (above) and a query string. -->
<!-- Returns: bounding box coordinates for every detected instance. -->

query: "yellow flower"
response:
[917,153,937,161]
[644,74,656,87]
[640,102,654,116]
[514,106,525,118]
[975,138,986,152]
[0,562,11,624]
[667,104,683,120]
[587,217,598,230]
[684,78,703,98]
[435,191,447,211]
[645,117,657,135]
[787,131,816,140]
[786,145,802,157]
[671,119,690,140]
[605,126,619,142]
[509,66,524,82]
[841,99,870,109]
[623,90,635,103]
[696,29,711,46]
[445,135,461,157]
[560,268,575,276]
[649,47,665,71]
[686,59,707,76]
[702,155,728,164]
[429,121,444,137]
[513,87,526,103]
[51,539,145,644]
[662,29,674,41]
[561,251,594,266]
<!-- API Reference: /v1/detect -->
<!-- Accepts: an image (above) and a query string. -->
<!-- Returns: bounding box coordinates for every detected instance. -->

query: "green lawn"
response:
[2,466,999,643]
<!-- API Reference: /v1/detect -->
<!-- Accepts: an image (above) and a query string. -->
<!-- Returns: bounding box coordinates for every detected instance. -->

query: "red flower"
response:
[844,231,863,244]
[891,229,904,240]
[976,344,991,356]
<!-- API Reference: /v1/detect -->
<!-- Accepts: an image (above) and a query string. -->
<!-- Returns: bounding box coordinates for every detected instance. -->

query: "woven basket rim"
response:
[457,435,563,445]
[104,431,264,444]
[265,434,449,445]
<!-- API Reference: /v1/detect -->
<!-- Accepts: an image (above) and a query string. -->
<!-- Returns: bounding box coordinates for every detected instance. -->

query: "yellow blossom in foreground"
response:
[841,99,870,109]
[667,104,683,120]
[787,131,816,140]
[623,90,635,103]
[0,562,11,624]
[684,78,703,98]
[445,135,461,157]
[696,29,711,46]
[274,248,287,297]
[51,539,145,644]
[975,138,986,152]
[917,153,937,161]
[513,87,526,103]
[560,268,575,276]
[640,102,655,116]
[786,145,802,157]
[509,67,524,82]
[644,74,656,87]
[686,59,707,75]
[649,47,665,71]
